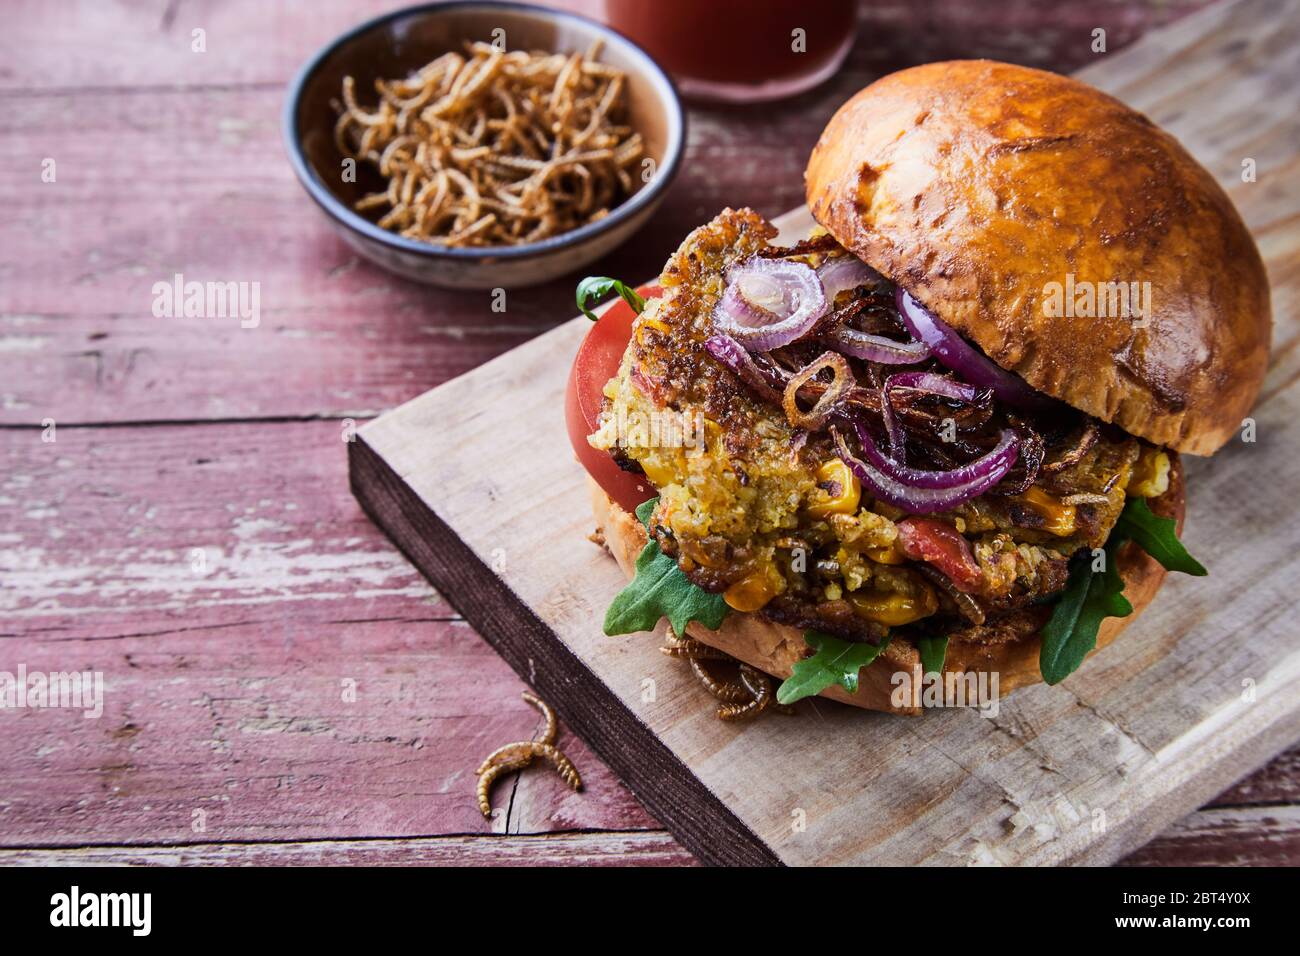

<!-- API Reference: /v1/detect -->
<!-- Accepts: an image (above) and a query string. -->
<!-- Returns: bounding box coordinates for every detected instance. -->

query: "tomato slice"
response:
[895,517,984,593]
[565,284,663,515]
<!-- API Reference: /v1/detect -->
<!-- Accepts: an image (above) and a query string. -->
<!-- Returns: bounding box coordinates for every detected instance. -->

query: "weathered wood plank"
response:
[1119,806,1300,866]
[0,615,654,844]
[0,421,655,843]
[0,420,450,629]
[0,87,798,424]
[0,0,603,92]
[0,830,695,866]
[0,1,1207,92]
[1,810,1296,867]
[0,606,656,844]
[1208,744,1300,808]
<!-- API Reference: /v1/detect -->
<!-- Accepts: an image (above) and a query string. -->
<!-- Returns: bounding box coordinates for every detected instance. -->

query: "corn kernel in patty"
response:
[806,459,862,517]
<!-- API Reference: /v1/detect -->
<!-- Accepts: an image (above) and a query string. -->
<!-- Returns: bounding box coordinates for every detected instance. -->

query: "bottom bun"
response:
[589,461,1184,715]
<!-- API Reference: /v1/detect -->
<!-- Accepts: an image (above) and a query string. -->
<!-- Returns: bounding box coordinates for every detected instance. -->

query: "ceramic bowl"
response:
[284,1,685,289]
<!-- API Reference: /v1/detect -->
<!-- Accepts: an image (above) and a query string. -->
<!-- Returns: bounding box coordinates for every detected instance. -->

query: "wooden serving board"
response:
[350,0,1300,866]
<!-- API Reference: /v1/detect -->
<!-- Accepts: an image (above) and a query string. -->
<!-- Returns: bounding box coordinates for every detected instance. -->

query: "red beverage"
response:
[604,0,856,103]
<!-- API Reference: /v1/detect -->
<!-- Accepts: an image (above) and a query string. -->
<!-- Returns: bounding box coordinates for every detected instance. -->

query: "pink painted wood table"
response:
[1,0,1295,865]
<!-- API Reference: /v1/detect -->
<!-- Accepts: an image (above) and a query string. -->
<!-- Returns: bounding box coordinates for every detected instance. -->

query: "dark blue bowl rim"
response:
[282,0,686,261]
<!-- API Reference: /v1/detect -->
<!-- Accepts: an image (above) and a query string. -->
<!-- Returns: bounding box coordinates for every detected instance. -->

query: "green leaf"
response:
[776,631,892,705]
[1039,541,1133,685]
[1038,491,1205,685]
[602,498,728,636]
[916,635,949,676]
[1115,497,1208,576]
[634,497,657,528]
[576,276,646,321]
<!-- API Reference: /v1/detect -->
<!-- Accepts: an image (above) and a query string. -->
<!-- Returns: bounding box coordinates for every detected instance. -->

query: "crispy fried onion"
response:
[1041,419,1099,473]
[755,233,842,259]
[987,420,1044,496]
[782,352,853,430]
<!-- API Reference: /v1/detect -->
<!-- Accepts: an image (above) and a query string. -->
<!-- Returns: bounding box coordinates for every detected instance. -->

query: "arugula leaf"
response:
[602,498,728,636]
[916,635,949,676]
[634,497,657,527]
[776,631,892,705]
[1039,541,1133,685]
[1037,492,1208,685]
[576,276,646,321]
[1115,497,1208,576]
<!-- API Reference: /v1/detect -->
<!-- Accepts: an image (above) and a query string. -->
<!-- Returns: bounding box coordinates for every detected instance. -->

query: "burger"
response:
[565,61,1270,714]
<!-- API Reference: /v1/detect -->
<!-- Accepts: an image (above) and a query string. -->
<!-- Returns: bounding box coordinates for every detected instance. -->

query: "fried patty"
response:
[591,208,1162,647]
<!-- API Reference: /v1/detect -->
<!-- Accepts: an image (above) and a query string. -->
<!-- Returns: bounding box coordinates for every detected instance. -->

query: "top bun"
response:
[805,60,1270,455]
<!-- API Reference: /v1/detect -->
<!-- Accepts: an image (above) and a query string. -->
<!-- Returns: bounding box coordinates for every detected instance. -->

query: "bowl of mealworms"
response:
[284,0,685,289]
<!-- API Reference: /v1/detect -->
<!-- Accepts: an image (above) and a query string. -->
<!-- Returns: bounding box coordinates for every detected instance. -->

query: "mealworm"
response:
[659,637,732,661]
[521,691,558,747]
[739,665,771,705]
[478,740,581,789]
[476,740,536,776]
[477,760,516,818]
[664,638,795,721]
[689,657,751,703]
[531,742,582,791]
[476,692,561,773]
[474,691,580,817]
[717,697,764,721]
[740,663,792,711]
[719,664,787,721]
[740,663,794,714]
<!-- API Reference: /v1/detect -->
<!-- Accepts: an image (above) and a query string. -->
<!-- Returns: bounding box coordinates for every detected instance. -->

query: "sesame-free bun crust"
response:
[805,60,1270,456]
[590,459,1185,714]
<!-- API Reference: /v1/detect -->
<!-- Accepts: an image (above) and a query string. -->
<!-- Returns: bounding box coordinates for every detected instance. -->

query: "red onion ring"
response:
[713,258,827,351]
[832,422,1020,514]
[817,258,929,363]
[826,326,931,365]
[986,424,1044,496]
[816,256,885,302]
[704,334,784,404]
[853,419,1019,489]
[895,288,1057,411]
[881,371,987,454]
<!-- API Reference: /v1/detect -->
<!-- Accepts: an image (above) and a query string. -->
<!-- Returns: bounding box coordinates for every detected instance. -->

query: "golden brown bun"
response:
[590,459,1185,714]
[805,60,1270,456]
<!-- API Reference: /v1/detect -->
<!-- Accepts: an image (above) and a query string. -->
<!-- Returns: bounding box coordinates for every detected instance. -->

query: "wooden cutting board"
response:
[350,0,1300,866]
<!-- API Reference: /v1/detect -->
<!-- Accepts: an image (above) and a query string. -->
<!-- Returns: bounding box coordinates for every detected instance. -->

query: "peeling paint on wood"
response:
[0,831,695,866]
